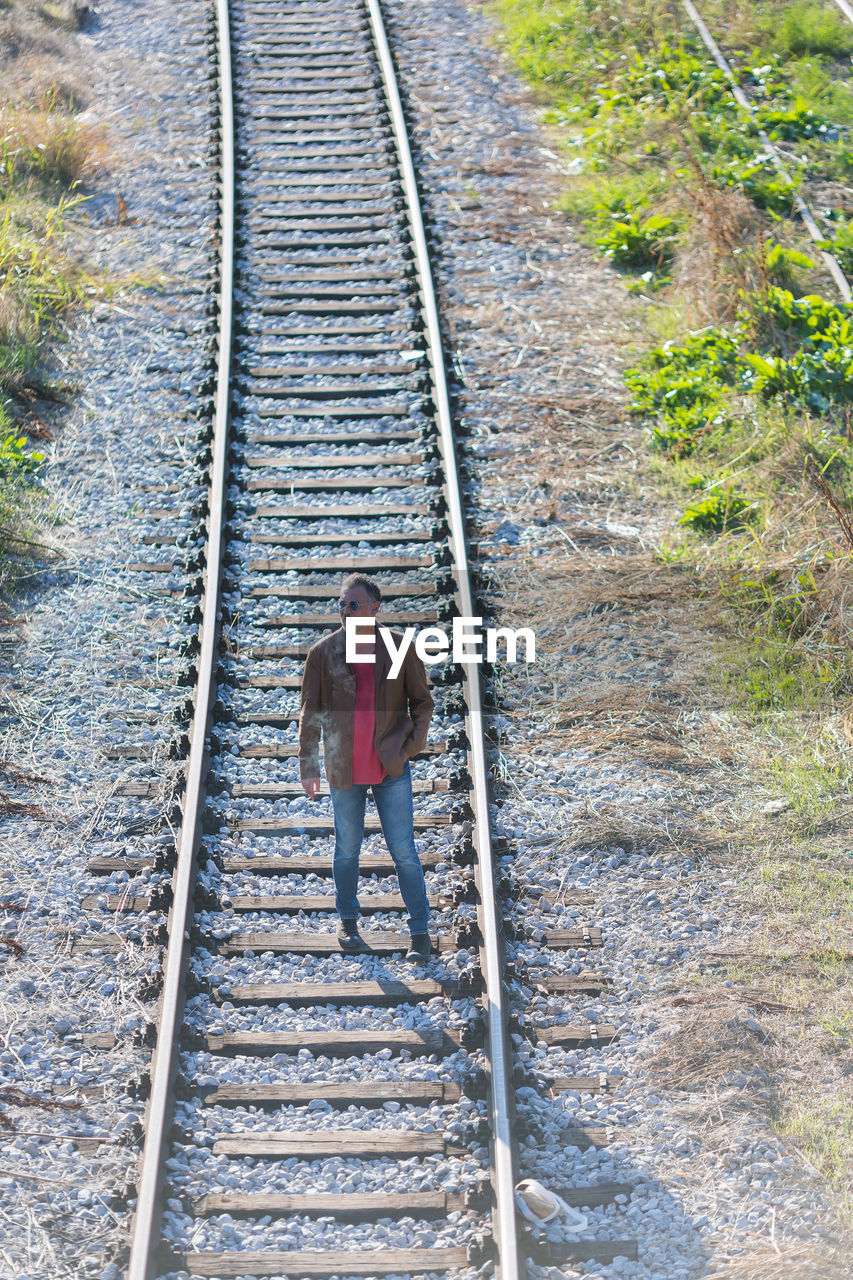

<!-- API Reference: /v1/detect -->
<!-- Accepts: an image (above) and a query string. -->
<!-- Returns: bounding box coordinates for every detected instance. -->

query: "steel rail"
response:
[124,0,521,1274]
[365,2,523,1276]
[124,0,235,1274]
[682,0,852,302]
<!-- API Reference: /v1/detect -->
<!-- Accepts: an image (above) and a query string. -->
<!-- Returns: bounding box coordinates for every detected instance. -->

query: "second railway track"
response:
[80,0,638,1276]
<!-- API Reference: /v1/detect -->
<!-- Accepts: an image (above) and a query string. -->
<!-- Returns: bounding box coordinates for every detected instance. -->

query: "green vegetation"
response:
[772,0,853,58]
[775,1083,853,1213]
[495,0,853,730]
[0,86,92,589]
[495,0,853,1206]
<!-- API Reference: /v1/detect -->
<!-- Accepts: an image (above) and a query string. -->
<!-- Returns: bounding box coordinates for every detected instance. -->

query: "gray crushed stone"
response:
[385,0,846,1276]
[0,1,217,1277]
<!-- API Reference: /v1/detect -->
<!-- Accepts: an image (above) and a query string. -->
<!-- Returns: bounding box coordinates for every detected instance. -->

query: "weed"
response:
[770,750,846,825]
[0,430,43,477]
[818,1009,853,1046]
[764,242,814,291]
[594,203,677,272]
[0,91,91,189]
[680,485,753,533]
[775,1094,853,1202]
[0,69,93,588]
[772,1,853,59]
[822,219,853,276]
[752,98,832,143]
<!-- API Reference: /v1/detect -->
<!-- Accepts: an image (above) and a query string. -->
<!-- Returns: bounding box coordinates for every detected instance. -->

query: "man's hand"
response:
[302,776,321,800]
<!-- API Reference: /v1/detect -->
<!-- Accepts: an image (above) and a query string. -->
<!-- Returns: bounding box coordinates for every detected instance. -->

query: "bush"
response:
[764,242,814,290]
[773,1,853,58]
[714,156,799,213]
[0,91,91,189]
[744,288,853,408]
[752,99,832,142]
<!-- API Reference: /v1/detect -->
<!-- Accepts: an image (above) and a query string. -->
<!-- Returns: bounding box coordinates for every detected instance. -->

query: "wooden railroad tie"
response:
[214,976,609,1005]
[198,1078,622,1109]
[252,501,430,518]
[249,580,436,599]
[252,402,414,417]
[246,553,431,572]
[221,849,449,873]
[182,1249,470,1278]
[210,1131,446,1158]
[84,849,451,876]
[205,1028,464,1057]
[545,926,603,949]
[534,971,612,994]
[219,927,601,955]
[536,1023,618,1048]
[247,473,418,496]
[192,1182,636,1218]
[244,429,420,444]
[245,451,422,469]
[83,892,448,914]
[182,1240,637,1276]
[228,777,449,794]
[552,1074,622,1095]
[247,529,433,545]
[256,609,440,627]
[199,1080,462,1108]
[214,978,453,1006]
[229,814,452,833]
[70,924,602,957]
[193,1190,465,1218]
[227,731,448,750]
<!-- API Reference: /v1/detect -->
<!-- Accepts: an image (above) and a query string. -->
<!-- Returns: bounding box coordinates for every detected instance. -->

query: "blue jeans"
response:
[329,762,430,934]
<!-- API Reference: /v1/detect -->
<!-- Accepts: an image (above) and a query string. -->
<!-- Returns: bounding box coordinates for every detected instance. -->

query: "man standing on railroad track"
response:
[299,573,434,960]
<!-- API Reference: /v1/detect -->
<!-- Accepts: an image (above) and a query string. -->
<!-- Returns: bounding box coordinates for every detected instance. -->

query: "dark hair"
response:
[341,572,382,603]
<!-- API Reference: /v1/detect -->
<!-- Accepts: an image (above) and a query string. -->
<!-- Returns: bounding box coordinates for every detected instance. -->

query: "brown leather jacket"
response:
[298,626,434,789]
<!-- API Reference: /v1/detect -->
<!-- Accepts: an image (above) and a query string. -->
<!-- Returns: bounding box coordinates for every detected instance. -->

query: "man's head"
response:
[339,573,381,621]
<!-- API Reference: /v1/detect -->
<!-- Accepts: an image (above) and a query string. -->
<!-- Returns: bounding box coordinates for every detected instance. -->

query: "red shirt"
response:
[352,654,387,785]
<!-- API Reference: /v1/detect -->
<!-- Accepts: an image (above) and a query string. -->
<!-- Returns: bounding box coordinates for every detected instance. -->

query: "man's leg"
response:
[329,782,368,924]
[372,762,430,935]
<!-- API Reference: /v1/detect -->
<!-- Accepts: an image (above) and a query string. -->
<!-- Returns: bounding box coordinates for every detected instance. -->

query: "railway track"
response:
[77,0,638,1276]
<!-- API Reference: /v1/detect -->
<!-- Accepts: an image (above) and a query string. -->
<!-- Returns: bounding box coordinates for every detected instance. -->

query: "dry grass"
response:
[0,794,46,818]
[0,93,93,186]
[0,934,25,958]
[0,3,100,594]
[669,145,773,325]
[647,999,777,1091]
[555,800,731,858]
[0,758,48,788]
[480,419,853,1233]
[0,1086,80,1132]
[473,0,853,1257]
[0,1,88,105]
[702,1245,850,1280]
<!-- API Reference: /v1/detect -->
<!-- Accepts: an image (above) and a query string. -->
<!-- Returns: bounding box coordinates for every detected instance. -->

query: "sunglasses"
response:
[338,598,370,612]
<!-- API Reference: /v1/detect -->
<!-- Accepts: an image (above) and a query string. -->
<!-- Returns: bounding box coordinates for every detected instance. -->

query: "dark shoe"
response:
[406,932,432,961]
[337,918,364,952]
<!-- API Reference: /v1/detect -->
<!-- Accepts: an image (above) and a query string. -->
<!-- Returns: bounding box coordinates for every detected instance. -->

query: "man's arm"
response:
[402,644,434,757]
[298,646,323,796]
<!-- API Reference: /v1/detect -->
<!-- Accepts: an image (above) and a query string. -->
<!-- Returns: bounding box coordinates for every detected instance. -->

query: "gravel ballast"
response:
[383,0,851,1277]
[0,1,850,1279]
[0,2,217,1276]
